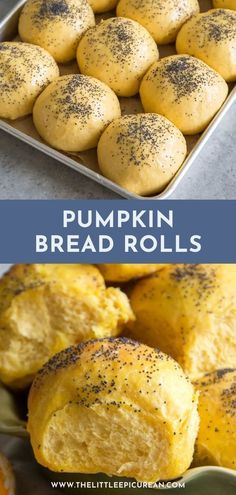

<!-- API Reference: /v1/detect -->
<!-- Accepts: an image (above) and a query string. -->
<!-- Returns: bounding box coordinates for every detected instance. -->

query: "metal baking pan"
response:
[0,0,235,200]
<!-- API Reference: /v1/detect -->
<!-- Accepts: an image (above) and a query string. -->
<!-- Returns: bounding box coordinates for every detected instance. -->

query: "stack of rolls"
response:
[1,263,236,480]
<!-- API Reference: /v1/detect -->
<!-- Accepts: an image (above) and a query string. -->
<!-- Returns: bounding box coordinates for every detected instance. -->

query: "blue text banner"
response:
[0,200,234,263]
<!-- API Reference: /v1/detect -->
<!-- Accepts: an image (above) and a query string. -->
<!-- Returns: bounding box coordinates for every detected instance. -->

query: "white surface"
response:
[0,264,11,276]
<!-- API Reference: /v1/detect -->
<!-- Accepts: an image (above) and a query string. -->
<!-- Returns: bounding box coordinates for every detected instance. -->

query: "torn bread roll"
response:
[0,264,134,388]
[194,369,236,470]
[28,337,199,482]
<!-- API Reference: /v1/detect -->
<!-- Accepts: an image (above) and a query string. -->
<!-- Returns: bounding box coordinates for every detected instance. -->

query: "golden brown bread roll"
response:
[18,0,95,63]
[0,452,15,495]
[77,17,159,96]
[28,337,199,482]
[194,369,236,469]
[33,74,121,152]
[176,9,236,81]
[0,264,134,388]
[97,264,165,282]
[213,0,236,8]
[88,0,118,13]
[129,264,236,379]
[117,0,200,44]
[140,55,228,135]
[97,113,187,195]
[0,42,59,120]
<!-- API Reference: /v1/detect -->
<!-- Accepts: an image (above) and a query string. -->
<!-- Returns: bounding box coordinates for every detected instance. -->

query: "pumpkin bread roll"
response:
[176,9,236,81]
[117,0,200,44]
[129,264,236,379]
[0,264,134,389]
[77,17,159,97]
[140,55,228,135]
[97,114,187,195]
[98,264,165,283]
[33,74,121,152]
[28,337,199,482]
[0,452,15,495]
[0,42,59,120]
[213,0,236,9]
[18,0,95,63]
[194,369,236,469]
[88,0,118,13]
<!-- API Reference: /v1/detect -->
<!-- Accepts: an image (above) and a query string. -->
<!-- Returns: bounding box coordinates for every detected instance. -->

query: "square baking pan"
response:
[0,0,235,200]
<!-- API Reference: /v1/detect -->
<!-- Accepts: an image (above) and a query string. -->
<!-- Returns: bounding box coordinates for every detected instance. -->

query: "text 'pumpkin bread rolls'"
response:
[140,55,228,135]
[0,264,134,389]
[0,42,59,120]
[97,264,165,283]
[77,17,159,97]
[27,338,199,482]
[88,0,118,13]
[213,0,236,9]
[18,0,95,63]
[97,114,187,196]
[176,9,236,82]
[194,369,236,470]
[129,264,236,379]
[116,0,200,44]
[33,74,121,152]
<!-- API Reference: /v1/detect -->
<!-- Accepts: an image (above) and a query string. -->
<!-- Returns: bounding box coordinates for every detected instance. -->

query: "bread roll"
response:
[0,452,15,495]
[98,264,165,282]
[28,337,199,482]
[117,0,200,44]
[0,42,59,120]
[140,55,228,135]
[194,369,236,469]
[0,264,134,388]
[88,0,118,13]
[97,114,187,195]
[213,0,236,9]
[77,17,159,96]
[129,264,236,379]
[33,74,121,152]
[176,9,236,81]
[19,0,95,63]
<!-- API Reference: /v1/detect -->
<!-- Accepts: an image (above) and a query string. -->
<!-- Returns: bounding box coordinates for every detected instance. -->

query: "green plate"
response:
[0,384,235,494]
